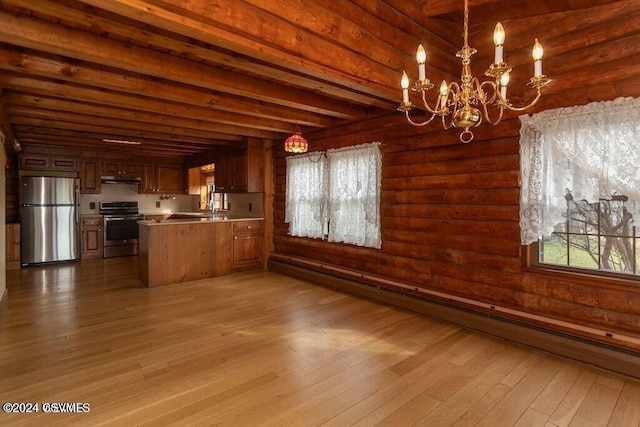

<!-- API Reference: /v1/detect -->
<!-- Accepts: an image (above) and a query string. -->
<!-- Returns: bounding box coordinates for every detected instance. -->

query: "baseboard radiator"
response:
[268,254,640,379]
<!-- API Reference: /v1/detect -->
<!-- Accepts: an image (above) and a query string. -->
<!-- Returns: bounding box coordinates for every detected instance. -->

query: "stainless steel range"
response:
[99,201,144,258]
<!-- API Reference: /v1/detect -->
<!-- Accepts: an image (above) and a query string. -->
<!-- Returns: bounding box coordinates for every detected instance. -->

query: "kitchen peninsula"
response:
[138,214,264,287]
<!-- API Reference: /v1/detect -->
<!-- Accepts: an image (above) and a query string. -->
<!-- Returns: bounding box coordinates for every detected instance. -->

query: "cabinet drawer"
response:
[81,217,103,226]
[232,221,262,234]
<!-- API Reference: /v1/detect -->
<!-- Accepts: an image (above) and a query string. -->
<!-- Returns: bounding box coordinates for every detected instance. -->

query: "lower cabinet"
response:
[232,221,263,270]
[6,223,20,270]
[81,216,103,259]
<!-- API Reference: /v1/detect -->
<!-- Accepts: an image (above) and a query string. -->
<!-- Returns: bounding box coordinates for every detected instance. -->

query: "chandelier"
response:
[284,125,308,153]
[398,0,551,143]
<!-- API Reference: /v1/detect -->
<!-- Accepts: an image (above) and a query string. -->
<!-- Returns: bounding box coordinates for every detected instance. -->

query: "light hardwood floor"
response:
[1,257,639,426]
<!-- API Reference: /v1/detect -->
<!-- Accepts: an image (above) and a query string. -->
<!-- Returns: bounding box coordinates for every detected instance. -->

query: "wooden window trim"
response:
[523,243,640,290]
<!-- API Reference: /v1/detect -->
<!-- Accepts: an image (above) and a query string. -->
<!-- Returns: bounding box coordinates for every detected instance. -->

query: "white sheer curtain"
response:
[285,153,327,239]
[327,142,382,248]
[519,97,640,245]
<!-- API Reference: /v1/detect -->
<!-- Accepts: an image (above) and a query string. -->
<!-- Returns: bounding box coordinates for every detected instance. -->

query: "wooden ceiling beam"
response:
[9,115,231,147]
[0,45,337,129]
[18,138,196,157]
[0,74,285,139]
[412,0,500,17]
[242,0,459,79]
[16,131,209,153]
[3,93,252,141]
[0,9,367,120]
[18,134,202,154]
[13,125,228,149]
[1,0,391,110]
[7,107,244,143]
[74,0,414,102]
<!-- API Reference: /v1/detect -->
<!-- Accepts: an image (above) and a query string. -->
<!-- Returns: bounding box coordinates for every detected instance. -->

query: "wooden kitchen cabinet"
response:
[232,220,263,270]
[157,164,182,193]
[81,216,103,259]
[214,153,232,192]
[215,151,247,192]
[188,167,204,196]
[215,140,264,193]
[103,160,140,176]
[140,163,183,194]
[20,154,78,171]
[80,159,101,193]
[6,223,20,270]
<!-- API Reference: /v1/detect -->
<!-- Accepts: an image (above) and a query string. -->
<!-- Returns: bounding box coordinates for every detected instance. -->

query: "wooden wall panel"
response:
[272,110,640,347]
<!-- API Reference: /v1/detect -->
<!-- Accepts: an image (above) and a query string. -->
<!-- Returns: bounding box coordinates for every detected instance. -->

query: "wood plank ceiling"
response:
[0,0,636,158]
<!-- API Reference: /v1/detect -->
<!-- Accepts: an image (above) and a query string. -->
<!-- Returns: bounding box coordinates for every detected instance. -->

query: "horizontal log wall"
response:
[272,108,640,352]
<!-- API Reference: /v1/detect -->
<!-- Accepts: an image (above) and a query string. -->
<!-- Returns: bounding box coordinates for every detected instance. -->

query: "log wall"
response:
[272,108,640,352]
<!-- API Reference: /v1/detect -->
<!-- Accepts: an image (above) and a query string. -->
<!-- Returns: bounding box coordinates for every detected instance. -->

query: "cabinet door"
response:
[188,167,202,195]
[215,156,232,192]
[120,162,141,175]
[20,155,77,171]
[140,164,157,193]
[232,221,263,269]
[81,217,103,259]
[156,165,182,193]
[51,157,78,171]
[233,234,262,269]
[102,161,121,176]
[103,161,139,175]
[80,159,101,193]
[6,223,20,269]
[20,155,50,170]
[231,152,248,192]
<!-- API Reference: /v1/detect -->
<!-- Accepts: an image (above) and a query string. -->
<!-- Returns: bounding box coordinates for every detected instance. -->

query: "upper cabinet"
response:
[80,159,101,194]
[103,160,140,176]
[215,140,264,193]
[215,151,245,193]
[140,163,184,194]
[20,154,78,171]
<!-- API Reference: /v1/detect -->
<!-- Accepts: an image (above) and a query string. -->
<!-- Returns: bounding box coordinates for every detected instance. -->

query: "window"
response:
[285,153,327,239]
[520,97,640,277]
[533,195,639,275]
[285,142,382,249]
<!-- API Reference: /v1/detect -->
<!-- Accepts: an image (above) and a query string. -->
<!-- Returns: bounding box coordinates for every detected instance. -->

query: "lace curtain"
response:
[327,142,382,249]
[519,97,640,245]
[285,152,327,239]
[284,142,382,248]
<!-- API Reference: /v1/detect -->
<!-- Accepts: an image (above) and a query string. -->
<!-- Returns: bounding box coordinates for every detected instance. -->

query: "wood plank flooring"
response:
[1,257,639,426]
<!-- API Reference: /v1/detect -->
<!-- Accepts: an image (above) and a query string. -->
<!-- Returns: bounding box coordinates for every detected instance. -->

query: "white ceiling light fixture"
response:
[398,0,551,143]
[102,139,143,145]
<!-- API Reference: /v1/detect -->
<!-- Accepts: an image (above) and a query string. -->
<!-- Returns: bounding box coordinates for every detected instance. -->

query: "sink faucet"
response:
[204,201,219,213]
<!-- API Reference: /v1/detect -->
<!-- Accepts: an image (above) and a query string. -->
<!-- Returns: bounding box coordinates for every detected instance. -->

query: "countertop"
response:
[138,212,263,226]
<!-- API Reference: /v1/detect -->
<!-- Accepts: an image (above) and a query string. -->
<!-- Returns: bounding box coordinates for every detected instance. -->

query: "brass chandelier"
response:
[398,0,551,143]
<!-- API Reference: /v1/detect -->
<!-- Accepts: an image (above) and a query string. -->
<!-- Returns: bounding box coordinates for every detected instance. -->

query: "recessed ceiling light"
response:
[102,139,142,145]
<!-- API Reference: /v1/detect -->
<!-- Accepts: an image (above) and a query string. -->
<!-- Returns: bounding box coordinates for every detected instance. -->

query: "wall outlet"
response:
[249,203,252,212]
[156,201,161,208]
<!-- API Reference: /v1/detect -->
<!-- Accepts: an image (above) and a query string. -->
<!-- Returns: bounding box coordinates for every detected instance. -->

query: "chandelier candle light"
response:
[399,0,551,143]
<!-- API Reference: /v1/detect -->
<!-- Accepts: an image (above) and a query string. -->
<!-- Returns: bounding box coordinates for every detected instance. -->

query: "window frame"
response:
[528,195,640,281]
[284,142,382,249]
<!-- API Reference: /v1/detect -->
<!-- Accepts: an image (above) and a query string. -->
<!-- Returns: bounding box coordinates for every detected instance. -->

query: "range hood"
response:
[101,175,142,184]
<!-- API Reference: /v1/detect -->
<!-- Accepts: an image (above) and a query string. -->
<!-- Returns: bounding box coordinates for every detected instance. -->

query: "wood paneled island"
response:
[138,216,264,287]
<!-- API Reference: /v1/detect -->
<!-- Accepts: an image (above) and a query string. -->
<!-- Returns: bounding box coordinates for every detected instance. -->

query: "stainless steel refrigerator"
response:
[21,176,81,266]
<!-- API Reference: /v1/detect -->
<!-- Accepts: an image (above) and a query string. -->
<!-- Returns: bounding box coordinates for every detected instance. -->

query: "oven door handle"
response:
[104,217,142,221]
